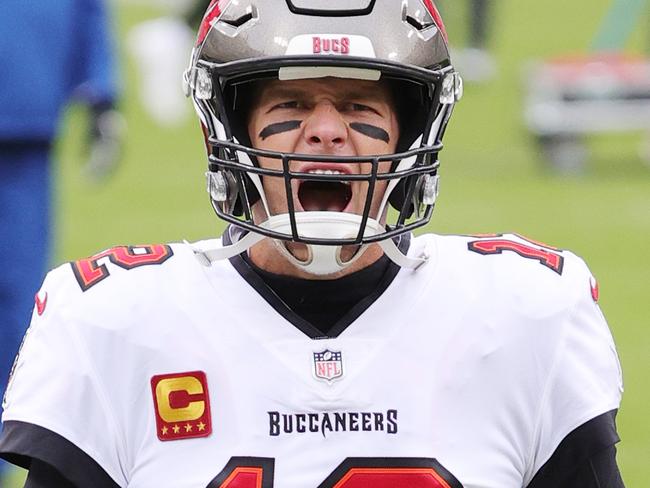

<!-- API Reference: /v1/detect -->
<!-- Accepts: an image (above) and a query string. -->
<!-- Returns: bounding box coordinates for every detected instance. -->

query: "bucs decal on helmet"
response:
[285,34,375,57]
[312,36,350,55]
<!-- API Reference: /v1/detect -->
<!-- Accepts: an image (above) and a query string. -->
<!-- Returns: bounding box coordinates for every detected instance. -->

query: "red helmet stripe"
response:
[422,0,448,42]
[197,0,224,46]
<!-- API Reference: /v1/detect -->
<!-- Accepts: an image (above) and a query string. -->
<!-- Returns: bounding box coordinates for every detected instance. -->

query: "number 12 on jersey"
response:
[207,457,463,487]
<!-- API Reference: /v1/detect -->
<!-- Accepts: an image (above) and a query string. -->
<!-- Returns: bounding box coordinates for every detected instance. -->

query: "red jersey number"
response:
[468,238,564,274]
[207,457,462,488]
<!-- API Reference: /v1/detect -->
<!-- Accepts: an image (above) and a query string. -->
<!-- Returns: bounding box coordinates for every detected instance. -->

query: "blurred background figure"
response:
[524,0,650,173]
[127,0,209,127]
[450,0,498,82]
[0,0,121,482]
[128,16,194,126]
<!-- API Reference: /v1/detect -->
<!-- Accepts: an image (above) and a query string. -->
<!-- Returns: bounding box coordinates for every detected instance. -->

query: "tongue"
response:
[298,181,352,212]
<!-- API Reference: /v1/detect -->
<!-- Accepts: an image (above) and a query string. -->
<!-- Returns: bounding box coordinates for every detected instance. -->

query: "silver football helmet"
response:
[184,0,462,274]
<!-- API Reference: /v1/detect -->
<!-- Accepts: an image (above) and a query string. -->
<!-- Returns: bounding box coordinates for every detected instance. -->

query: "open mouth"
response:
[297,170,352,212]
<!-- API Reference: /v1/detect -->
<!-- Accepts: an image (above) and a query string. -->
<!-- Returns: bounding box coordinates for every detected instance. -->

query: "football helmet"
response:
[184,0,462,274]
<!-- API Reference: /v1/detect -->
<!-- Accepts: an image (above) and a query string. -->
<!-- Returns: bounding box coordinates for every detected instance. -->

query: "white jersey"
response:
[1,233,623,488]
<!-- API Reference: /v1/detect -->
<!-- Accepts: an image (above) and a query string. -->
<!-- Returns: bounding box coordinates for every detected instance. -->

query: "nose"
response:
[302,101,348,151]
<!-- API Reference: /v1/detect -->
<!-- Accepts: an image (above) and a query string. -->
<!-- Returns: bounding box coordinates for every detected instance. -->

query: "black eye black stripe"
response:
[349,122,390,143]
[259,120,302,140]
[258,120,390,143]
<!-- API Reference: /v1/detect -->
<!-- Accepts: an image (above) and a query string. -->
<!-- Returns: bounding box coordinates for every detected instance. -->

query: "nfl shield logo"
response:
[313,349,343,383]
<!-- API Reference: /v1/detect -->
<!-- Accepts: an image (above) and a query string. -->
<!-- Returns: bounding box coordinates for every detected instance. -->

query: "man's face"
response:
[247,77,400,222]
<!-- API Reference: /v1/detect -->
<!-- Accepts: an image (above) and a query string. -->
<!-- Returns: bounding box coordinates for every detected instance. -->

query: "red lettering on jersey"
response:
[319,458,462,488]
[221,467,265,487]
[317,362,341,379]
[71,244,173,291]
[468,239,564,274]
[313,37,321,53]
[35,291,48,316]
[207,457,461,488]
[151,371,212,441]
[208,457,275,488]
[331,468,452,488]
[467,233,560,251]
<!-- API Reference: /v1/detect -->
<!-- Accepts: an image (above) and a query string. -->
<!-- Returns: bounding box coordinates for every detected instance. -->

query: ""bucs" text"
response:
[313,36,350,54]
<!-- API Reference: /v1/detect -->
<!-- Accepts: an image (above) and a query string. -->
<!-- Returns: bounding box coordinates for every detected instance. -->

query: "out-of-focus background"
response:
[3,0,649,485]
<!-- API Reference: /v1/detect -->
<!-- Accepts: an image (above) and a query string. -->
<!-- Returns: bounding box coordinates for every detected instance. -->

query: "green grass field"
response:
[6,0,650,485]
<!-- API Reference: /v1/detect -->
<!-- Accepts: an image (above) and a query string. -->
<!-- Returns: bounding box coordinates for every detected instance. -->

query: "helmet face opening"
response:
[187,0,461,270]
[206,137,442,245]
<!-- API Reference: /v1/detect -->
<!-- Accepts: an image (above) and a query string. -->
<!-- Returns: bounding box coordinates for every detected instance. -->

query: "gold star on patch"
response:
[197,421,206,432]
[173,424,181,434]
[162,426,169,436]
[185,423,193,433]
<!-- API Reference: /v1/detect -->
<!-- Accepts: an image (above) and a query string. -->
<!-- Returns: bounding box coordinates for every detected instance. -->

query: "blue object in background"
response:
[0,0,119,478]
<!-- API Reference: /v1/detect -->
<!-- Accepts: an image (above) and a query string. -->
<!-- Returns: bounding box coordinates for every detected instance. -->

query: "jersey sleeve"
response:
[526,254,624,483]
[0,267,126,487]
[527,410,623,488]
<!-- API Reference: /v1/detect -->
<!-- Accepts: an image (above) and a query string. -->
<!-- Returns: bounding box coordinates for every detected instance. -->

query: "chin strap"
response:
[189,213,430,273]
[187,231,265,266]
[378,237,428,270]
[190,232,428,273]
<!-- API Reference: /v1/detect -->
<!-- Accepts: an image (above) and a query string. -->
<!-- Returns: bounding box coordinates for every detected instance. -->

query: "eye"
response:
[270,100,300,111]
[343,102,380,115]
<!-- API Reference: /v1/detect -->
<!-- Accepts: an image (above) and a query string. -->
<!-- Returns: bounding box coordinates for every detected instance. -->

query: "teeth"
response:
[307,169,345,175]
[305,169,351,185]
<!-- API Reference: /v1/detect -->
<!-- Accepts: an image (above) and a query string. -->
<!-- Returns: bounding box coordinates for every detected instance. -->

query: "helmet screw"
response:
[207,171,228,202]
[440,72,463,104]
[195,68,213,100]
[421,174,440,205]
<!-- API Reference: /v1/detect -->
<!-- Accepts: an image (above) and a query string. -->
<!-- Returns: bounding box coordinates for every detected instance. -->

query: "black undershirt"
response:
[242,252,392,337]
